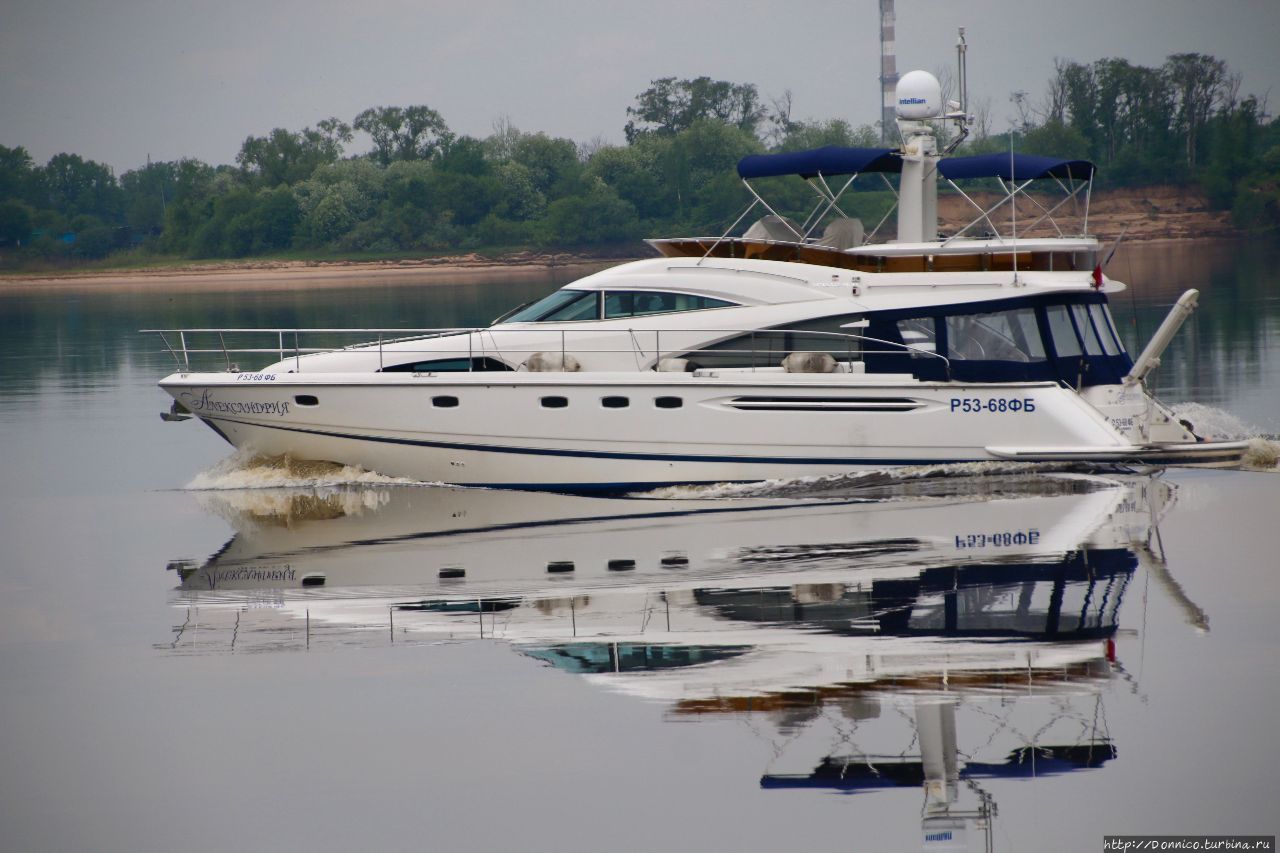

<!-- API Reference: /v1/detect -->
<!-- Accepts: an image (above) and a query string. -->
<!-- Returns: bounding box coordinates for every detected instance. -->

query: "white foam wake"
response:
[184,451,426,490]
[637,461,1088,500]
[1170,402,1279,471]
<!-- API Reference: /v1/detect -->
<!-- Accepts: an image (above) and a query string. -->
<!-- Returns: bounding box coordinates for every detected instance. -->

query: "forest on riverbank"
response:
[2,51,1277,271]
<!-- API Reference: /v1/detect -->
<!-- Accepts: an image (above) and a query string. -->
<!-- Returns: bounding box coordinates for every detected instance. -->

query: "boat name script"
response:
[181,389,291,417]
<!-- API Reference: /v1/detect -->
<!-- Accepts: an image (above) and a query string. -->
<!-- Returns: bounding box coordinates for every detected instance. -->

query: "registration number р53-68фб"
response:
[950,397,1036,413]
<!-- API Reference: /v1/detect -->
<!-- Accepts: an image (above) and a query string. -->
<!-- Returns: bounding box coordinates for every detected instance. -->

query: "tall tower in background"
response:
[879,0,899,143]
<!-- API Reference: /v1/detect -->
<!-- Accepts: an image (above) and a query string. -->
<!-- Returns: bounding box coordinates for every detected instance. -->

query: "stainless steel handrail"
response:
[141,325,952,376]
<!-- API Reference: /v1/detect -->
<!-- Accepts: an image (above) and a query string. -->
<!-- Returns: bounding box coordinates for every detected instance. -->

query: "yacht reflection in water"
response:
[166,471,1194,851]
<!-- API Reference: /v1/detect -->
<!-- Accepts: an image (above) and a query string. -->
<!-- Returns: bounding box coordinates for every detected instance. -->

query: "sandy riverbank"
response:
[0,251,630,292]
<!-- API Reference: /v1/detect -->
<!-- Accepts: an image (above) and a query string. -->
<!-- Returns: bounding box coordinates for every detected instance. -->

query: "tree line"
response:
[1,53,1276,266]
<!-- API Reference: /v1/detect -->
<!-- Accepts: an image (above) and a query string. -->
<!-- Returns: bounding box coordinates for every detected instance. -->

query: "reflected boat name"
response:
[181,389,291,417]
[955,530,1041,549]
[210,564,296,584]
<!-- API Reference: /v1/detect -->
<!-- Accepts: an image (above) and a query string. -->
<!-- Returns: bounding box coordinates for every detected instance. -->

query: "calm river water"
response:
[1,241,1278,852]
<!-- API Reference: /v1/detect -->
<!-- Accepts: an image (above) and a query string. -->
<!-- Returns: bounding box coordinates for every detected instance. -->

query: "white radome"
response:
[896,69,943,120]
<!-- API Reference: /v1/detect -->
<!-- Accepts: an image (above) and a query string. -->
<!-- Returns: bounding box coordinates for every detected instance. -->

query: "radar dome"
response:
[895,70,942,120]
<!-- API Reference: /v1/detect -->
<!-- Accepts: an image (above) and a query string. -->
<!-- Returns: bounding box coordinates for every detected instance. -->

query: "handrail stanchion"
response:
[278,331,285,365]
[178,332,190,371]
[294,331,301,373]
[218,332,232,371]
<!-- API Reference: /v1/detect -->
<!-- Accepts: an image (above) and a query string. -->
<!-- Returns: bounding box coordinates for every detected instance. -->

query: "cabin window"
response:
[601,396,629,408]
[655,396,683,409]
[540,396,569,409]
[946,308,1045,362]
[432,396,459,408]
[675,313,866,370]
[896,318,937,358]
[602,291,736,319]
[1071,304,1106,356]
[500,289,601,323]
[382,356,512,373]
[293,394,319,406]
[1090,304,1123,356]
[1045,306,1083,357]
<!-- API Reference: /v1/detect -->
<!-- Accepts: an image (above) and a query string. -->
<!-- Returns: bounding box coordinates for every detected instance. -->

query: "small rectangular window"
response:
[294,394,319,406]
[897,318,936,358]
[654,396,683,409]
[1089,304,1123,355]
[601,396,629,408]
[541,396,569,409]
[432,396,459,408]
[1045,306,1082,357]
[1071,304,1105,355]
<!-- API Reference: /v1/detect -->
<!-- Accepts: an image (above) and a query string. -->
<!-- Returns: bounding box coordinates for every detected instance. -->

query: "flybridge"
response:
[649,143,1099,275]
[654,43,1097,267]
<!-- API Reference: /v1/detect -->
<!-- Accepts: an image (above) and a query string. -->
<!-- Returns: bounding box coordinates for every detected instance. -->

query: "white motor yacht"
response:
[152,48,1248,488]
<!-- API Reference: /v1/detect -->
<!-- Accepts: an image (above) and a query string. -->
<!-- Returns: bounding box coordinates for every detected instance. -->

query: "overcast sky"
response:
[3,0,1277,175]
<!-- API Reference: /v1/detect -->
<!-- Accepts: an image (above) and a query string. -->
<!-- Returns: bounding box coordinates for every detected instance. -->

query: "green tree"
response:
[120,160,179,234]
[237,120,350,187]
[625,77,766,142]
[157,159,219,254]
[354,105,453,166]
[1165,53,1229,167]
[539,179,640,246]
[777,119,878,152]
[586,141,667,221]
[0,145,42,205]
[510,133,582,200]
[39,153,123,222]
[0,199,33,246]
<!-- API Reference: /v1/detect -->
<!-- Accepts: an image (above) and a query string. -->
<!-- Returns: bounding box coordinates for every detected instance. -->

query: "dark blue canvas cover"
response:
[938,153,1095,181]
[737,146,902,179]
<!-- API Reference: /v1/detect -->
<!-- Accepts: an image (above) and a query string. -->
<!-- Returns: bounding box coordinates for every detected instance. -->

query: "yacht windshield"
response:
[500,289,737,323]
[603,292,735,318]
[500,290,600,323]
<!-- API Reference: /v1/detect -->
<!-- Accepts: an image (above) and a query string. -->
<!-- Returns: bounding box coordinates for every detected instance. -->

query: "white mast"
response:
[895,70,943,243]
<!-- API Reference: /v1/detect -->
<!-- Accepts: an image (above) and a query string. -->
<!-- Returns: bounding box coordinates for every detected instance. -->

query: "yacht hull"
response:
[160,371,1247,487]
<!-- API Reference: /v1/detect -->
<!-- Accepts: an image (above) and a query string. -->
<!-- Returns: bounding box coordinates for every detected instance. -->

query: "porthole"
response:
[294,394,319,406]
[432,396,459,408]
[655,396,683,409]
[541,396,569,409]
[602,396,629,409]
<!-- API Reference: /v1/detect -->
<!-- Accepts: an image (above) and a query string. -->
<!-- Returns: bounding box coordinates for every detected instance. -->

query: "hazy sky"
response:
[3,0,1277,174]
